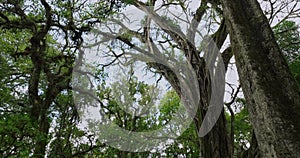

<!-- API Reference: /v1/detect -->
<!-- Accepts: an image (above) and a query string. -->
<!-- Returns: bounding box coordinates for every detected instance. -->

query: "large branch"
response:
[187,0,208,43]
[212,19,228,49]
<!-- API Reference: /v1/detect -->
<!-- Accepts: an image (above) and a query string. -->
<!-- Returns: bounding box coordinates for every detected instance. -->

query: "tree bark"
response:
[199,111,230,158]
[221,0,300,157]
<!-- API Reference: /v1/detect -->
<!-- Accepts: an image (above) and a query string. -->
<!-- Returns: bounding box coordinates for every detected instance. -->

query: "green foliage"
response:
[157,90,199,157]
[0,113,37,157]
[124,0,135,4]
[273,20,300,88]
[273,20,300,62]
[157,90,181,123]
[2,0,299,157]
[289,56,300,88]
[0,29,35,157]
[233,108,252,148]
[0,0,119,156]
[0,0,200,157]
[225,98,253,154]
[94,72,199,157]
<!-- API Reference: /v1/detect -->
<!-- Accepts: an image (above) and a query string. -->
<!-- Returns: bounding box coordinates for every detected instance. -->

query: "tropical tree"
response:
[1,0,300,157]
[0,0,119,157]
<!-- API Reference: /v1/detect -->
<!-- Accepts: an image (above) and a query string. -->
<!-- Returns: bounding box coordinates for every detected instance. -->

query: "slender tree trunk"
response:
[221,0,300,157]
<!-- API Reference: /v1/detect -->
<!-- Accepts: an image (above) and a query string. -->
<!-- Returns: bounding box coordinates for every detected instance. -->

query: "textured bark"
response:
[221,0,300,157]
[199,111,230,158]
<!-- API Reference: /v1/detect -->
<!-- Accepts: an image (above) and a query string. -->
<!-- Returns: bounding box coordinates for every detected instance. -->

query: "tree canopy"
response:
[0,0,299,157]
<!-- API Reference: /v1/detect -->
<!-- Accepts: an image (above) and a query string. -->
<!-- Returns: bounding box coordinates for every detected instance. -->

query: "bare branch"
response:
[187,1,208,43]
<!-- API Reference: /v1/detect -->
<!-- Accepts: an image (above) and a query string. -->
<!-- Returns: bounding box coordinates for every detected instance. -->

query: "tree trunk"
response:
[32,107,50,158]
[199,111,230,158]
[149,58,230,158]
[221,0,300,157]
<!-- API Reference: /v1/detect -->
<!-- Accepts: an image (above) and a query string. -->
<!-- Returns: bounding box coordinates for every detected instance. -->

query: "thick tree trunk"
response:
[150,60,230,158]
[221,0,300,157]
[199,111,230,158]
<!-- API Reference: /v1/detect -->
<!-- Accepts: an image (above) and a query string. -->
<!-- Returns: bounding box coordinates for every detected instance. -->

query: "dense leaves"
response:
[273,20,300,87]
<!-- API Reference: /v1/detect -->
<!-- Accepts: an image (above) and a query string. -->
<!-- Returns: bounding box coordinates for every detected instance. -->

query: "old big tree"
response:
[0,0,299,157]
